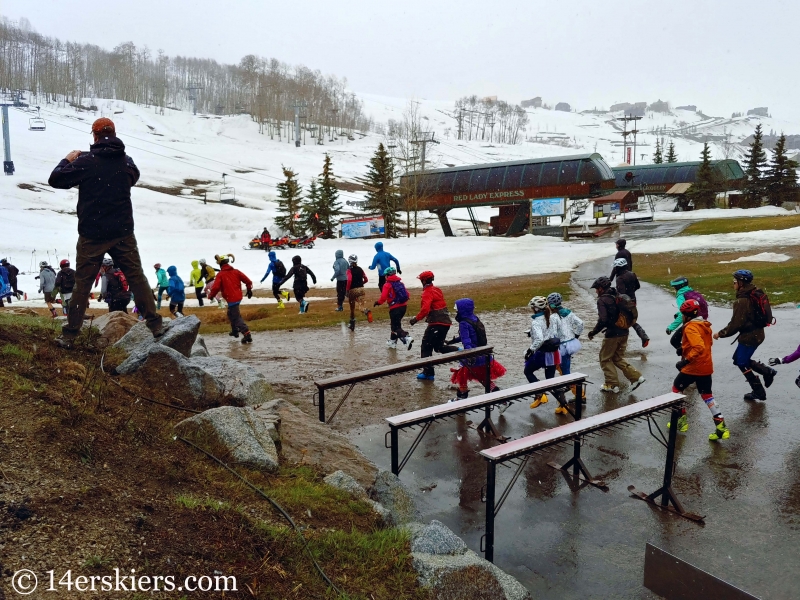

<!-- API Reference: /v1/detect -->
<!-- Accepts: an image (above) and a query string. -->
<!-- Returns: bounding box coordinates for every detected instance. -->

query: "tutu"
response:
[450,359,507,388]
[560,338,581,357]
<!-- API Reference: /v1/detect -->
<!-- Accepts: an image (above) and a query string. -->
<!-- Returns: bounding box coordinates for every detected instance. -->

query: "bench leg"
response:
[318,388,325,423]
[483,461,496,563]
[477,407,507,442]
[390,427,399,475]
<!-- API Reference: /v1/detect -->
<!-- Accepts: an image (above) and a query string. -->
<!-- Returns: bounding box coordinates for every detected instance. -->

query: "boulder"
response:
[323,470,368,499]
[190,335,209,358]
[114,316,199,374]
[92,311,139,346]
[408,520,468,556]
[411,550,531,600]
[371,471,420,526]
[190,356,271,405]
[174,406,279,472]
[254,399,378,489]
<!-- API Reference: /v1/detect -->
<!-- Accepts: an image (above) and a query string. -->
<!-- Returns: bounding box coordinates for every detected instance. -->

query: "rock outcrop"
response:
[92,311,139,346]
[114,316,199,374]
[371,471,421,526]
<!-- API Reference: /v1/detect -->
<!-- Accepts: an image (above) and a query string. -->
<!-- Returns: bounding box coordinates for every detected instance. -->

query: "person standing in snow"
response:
[153,263,169,310]
[0,259,23,299]
[48,117,162,348]
[279,255,316,314]
[609,238,633,282]
[36,261,58,318]
[369,242,401,291]
[713,269,777,401]
[331,249,349,312]
[55,259,76,315]
[344,254,369,330]
[207,254,253,344]
[165,265,186,317]
[189,260,205,307]
[373,266,413,349]
[587,276,646,394]
[612,258,650,348]
[260,227,272,250]
[447,298,505,402]
[260,251,289,309]
[409,271,458,381]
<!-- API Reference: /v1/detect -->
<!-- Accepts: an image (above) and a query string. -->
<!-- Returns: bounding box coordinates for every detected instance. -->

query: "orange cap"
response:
[91,117,115,135]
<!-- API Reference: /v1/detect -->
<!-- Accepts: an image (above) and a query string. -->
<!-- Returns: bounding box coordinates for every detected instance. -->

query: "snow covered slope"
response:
[2,96,798,300]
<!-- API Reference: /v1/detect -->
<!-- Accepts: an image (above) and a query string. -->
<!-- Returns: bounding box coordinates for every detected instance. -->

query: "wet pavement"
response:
[207,257,800,599]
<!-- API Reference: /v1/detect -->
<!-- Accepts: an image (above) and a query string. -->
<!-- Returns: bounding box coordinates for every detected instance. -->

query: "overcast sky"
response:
[6,0,800,121]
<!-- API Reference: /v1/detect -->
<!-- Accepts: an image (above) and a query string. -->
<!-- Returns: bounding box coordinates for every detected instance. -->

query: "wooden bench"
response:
[385,373,588,475]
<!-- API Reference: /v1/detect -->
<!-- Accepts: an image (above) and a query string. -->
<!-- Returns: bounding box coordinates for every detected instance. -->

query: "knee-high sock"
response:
[702,393,723,422]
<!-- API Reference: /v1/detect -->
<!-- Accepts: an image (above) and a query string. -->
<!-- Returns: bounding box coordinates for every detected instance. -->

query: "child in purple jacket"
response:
[769,345,800,389]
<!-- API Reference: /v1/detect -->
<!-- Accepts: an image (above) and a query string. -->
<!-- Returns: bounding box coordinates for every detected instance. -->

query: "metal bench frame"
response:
[313,345,495,424]
[384,373,588,475]
[479,392,701,563]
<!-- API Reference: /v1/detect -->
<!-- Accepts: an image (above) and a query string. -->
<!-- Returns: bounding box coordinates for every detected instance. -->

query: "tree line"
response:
[0,17,372,134]
[440,95,530,145]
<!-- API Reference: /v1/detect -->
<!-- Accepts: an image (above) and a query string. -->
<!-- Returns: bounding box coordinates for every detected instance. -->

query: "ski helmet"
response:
[528,296,548,310]
[348,254,358,263]
[417,270,434,283]
[0,258,7,264]
[613,258,628,268]
[199,258,207,265]
[154,263,162,270]
[546,292,563,307]
[590,276,611,290]
[669,276,688,289]
[679,299,701,316]
[733,269,753,283]
[39,261,49,268]
[616,238,627,248]
[383,266,396,276]
[59,259,70,268]
[102,257,114,267]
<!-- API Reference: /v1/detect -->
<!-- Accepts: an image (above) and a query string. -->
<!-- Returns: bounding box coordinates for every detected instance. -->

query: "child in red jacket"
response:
[409,271,458,380]
[208,254,254,344]
[373,266,412,350]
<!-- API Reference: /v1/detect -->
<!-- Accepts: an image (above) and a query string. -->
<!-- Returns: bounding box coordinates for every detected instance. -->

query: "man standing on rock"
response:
[48,117,163,349]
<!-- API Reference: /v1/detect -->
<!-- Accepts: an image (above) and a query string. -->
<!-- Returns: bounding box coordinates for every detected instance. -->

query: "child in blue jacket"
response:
[369,242,401,291]
[166,265,186,317]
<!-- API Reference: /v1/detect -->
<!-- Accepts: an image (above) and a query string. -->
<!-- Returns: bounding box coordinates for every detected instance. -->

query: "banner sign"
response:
[341,216,385,238]
[530,197,565,217]
[593,202,620,218]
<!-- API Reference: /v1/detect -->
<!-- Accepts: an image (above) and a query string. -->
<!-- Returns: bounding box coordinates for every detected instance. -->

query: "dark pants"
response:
[420,324,458,376]
[109,299,130,313]
[673,372,713,395]
[389,306,408,340]
[169,301,184,315]
[195,286,205,307]
[294,286,306,304]
[378,274,386,291]
[156,285,169,309]
[9,277,21,297]
[62,234,161,339]
[227,303,249,334]
[272,281,282,301]
[336,280,347,307]
[525,362,556,383]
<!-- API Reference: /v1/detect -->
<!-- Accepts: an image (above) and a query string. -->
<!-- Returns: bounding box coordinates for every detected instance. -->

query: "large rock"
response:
[115,316,200,374]
[190,356,272,405]
[408,520,468,556]
[92,311,139,346]
[371,470,420,526]
[190,335,209,357]
[174,406,279,472]
[255,399,378,489]
[323,470,392,522]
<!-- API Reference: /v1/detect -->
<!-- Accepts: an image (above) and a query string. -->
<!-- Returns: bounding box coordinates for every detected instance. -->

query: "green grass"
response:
[1,343,33,362]
[175,493,231,511]
[679,214,800,236]
[635,248,800,305]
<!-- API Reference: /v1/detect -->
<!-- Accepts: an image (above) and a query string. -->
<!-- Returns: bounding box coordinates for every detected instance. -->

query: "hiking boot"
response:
[709,420,730,441]
[601,384,620,393]
[667,414,689,433]
[282,290,291,301]
[448,390,469,403]
[150,324,167,339]
[416,373,435,381]
[229,330,240,338]
[54,335,75,350]
[529,393,548,409]
[554,405,569,415]
[642,338,650,348]
[386,339,398,349]
[241,332,253,344]
[277,300,285,309]
[743,378,767,401]
[629,376,646,392]
[302,300,310,313]
[349,319,355,331]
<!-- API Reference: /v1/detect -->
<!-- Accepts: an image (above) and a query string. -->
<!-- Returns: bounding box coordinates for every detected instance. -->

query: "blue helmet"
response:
[733,269,753,283]
[547,292,563,307]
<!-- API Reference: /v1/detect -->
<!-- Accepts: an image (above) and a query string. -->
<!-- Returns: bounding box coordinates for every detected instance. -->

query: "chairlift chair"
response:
[219,173,236,204]
[28,118,46,131]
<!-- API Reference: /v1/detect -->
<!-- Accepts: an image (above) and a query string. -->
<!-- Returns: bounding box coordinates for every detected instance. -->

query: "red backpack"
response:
[749,288,775,328]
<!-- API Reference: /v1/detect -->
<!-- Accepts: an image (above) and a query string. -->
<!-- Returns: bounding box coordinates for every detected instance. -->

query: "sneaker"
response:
[175,312,184,318]
[667,414,689,433]
[241,332,253,344]
[54,335,75,350]
[303,300,310,313]
[335,305,343,312]
[386,339,398,349]
[709,421,730,441]
[416,373,435,381]
[366,310,373,323]
[217,300,224,309]
[405,336,414,351]
[642,338,650,348]
[601,384,620,393]
[529,394,548,409]
[277,301,285,309]
[629,376,646,392]
[228,330,240,338]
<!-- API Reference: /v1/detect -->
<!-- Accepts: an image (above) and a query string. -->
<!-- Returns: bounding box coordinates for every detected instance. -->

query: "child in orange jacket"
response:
[671,298,729,441]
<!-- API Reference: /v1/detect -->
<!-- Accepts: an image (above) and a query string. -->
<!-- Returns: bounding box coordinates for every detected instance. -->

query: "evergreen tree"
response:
[301,178,324,234]
[275,166,304,236]
[653,139,663,164]
[766,133,799,206]
[742,124,768,208]
[358,143,398,238]
[665,141,678,163]
[684,143,720,210]
[317,153,342,237]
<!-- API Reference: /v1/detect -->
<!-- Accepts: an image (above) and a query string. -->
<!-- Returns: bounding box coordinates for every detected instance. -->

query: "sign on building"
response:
[530,197,565,217]
[593,202,620,218]
[341,216,385,238]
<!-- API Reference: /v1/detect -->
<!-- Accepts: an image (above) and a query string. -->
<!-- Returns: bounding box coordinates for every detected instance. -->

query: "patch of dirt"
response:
[17,183,52,193]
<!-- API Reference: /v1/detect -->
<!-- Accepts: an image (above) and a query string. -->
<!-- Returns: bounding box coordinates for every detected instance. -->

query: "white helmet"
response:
[348,254,358,263]
[528,296,547,310]
[613,258,628,268]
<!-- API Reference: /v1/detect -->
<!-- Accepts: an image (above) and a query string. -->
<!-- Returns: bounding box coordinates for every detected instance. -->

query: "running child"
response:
[279,255,316,314]
[37,261,58,318]
[344,254,369,330]
[525,296,566,411]
[190,260,205,307]
[373,266,412,349]
[261,251,289,309]
[207,253,253,344]
[331,250,349,312]
[546,292,583,375]
[166,265,186,317]
[55,259,76,315]
[199,258,224,308]
[409,271,457,381]
[153,263,169,310]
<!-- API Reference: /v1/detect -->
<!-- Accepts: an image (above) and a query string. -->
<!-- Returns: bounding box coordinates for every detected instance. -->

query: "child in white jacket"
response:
[547,292,583,375]
[525,296,565,411]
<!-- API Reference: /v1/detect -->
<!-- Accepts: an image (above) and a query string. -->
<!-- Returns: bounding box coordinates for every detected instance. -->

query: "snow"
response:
[3,95,800,304]
[718,252,792,264]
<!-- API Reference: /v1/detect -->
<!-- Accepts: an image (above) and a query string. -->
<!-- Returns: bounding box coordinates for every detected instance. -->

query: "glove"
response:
[97,293,103,301]
[587,332,594,341]
[373,301,379,307]
[246,288,253,299]
[409,317,417,326]
[397,269,402,275]
[524,348,533,360]
[769,357,781,366]
[675,359,690,371]
[666,328,672,335]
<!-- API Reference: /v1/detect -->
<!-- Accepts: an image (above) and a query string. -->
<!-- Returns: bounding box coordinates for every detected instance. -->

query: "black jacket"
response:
[280,264,317,291]
[3,263,18,283]
[54,268,76,294]
[609,248,633,281]
[615,269,640,301]
[48,136,140,241]
[589,287,627,338]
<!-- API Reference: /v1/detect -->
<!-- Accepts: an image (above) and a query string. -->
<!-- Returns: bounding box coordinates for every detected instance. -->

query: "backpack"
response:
[59,269,76,292]
[749,288,775,328]
[683,290,709,320]
[389,280,409,306]
[106,270,129,298]
[615,293,638,328]
[473,317,488,347]
[273,260,287,279]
